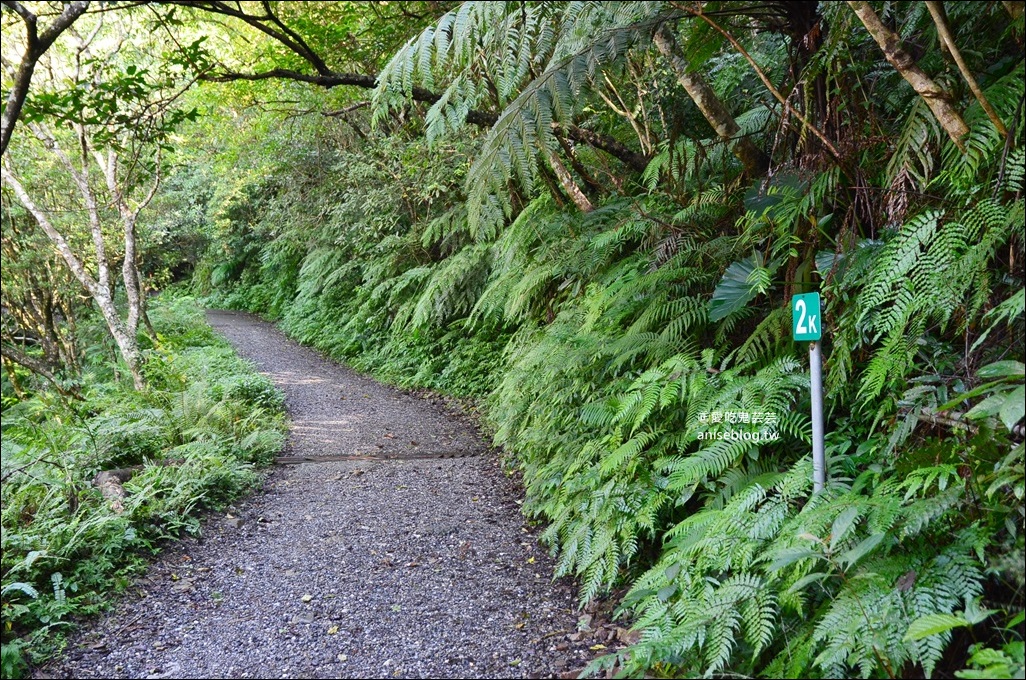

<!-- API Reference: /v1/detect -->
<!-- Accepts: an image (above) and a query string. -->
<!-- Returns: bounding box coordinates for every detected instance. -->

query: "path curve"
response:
[45,310,587,679]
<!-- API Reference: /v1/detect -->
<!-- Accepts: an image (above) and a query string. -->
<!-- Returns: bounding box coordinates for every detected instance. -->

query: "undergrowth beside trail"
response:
[0,297,286,677]
[200,106,1024,677]
[4,1,1020,677]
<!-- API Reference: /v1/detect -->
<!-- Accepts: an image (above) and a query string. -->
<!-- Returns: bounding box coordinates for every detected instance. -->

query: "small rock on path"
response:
[43,310,588,679]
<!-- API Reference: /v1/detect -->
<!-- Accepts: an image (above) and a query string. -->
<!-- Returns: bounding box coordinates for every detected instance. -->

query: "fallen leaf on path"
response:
[171,578,194,593]
[301,593,313,603]
[615,627,640,644]
[327,626,339,635]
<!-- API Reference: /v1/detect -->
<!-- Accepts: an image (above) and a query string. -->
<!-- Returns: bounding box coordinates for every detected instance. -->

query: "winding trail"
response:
[47,311,586,679]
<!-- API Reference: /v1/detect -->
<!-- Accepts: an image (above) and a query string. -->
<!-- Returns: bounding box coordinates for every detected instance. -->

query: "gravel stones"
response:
[43,310,590,679]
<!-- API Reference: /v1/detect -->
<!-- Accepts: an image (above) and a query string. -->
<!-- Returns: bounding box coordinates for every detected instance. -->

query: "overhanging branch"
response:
[202,69,648,170]
[181,1,648,171]
[0,0,90,154]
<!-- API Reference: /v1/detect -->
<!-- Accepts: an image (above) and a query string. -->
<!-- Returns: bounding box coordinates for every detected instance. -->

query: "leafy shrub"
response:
[201,141,1023,678]
[181,11,1024,676]
[0,297,285,675]
[222,374,286,412]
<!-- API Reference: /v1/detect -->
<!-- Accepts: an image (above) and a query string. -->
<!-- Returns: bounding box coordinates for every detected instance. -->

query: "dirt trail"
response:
[45,310,587,679]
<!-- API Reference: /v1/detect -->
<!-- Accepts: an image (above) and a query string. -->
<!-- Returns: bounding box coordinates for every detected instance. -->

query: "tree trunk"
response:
[653,24,769,176]
[925,1,1007,136]
[1,163,146,390]
[847,1,969,150]
[97,297,145,391]
[543,146,595,213]
[0,2,90,155]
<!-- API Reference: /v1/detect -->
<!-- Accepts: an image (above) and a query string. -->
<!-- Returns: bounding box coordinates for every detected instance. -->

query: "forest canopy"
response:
[2,1,1024,678]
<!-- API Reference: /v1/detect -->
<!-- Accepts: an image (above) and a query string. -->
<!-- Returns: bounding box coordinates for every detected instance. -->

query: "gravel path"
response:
[44,310,589,679]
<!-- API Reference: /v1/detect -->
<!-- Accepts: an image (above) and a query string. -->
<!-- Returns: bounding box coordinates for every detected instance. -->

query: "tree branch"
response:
[0,0,89,154]
[925,1,1007,137]
[179,0,333,75]
[0,343,81,399]
[200,69,649,169]
[324,100,370,117]
[560,124,651,173]
[847,0,969,150]
[181,2,650,172]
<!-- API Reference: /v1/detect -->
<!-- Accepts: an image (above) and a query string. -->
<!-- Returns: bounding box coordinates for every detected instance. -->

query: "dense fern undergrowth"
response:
[200,128,1024,678]
[0,297,286,676]
[3,1,1024,678]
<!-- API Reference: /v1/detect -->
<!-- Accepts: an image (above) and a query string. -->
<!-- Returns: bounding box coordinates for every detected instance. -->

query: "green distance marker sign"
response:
[792,292,822,341]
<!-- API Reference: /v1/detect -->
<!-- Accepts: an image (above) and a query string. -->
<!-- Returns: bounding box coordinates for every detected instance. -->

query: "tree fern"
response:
[375,2,677,235]
[407,243,491,329]
[831,173,1021,403]
[606,457,990,678]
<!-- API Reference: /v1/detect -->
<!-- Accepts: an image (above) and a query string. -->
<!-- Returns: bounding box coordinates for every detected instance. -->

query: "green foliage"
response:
[191,25,1024,672]
[375,1,674,235]
[709,251,780,322]
[607,462,989,678]
[21,1,1016,678]
[958,640,1026,679]
[0,297,285,673]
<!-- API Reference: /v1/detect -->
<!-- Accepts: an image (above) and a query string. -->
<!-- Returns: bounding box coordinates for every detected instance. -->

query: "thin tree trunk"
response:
[1,163,146,390]
[557,134,603,197]
[140,289,158,342]
[653,24,769,177]
[536,159,568,209]
[99,147,162,347]
[925,1,1007,136]
[847,1,969,150]
[544,146,594,213]
[0,1,89,155]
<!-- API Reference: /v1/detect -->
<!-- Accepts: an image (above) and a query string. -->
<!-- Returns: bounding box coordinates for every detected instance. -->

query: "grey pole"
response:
[810,340,826,492]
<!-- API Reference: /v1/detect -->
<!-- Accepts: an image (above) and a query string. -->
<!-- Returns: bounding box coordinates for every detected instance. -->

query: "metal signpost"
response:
[792,293,825,492]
